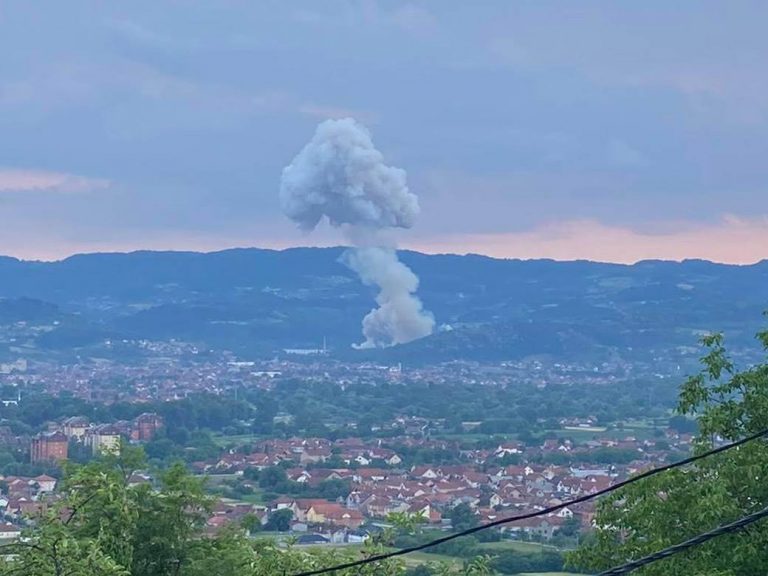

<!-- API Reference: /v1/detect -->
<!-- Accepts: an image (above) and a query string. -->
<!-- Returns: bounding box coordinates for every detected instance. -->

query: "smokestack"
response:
[280,118,435,348]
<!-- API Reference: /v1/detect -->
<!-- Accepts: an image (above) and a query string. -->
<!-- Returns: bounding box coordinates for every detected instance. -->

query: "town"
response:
[0,346,699,571]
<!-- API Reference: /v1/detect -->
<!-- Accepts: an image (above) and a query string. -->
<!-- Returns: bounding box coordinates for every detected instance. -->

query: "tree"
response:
[130,463,212,576]
[0,448,411,575]
[240,513,262,535]
[556,516,581,539]
[1,521,128,576]
[568,327,768,575]
[463,555,494,575]
[264,508,293,532]
[405,567,434,576]
[258,466,288,489]
[449,503,478,532]
[669,414,699,434]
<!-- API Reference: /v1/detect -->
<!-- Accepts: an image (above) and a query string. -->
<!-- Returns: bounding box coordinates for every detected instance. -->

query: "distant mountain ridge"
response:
[0,247,766,364]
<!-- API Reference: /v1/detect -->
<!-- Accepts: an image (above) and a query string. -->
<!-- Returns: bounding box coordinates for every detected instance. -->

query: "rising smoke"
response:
[280,118,435,348]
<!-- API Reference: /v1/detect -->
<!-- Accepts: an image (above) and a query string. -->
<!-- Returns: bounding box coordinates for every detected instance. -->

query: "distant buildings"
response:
[0,523,22,541]
[26,412,163,462]
[131,413,163,442]
[283,348,329,356]
[30,431,68,463]
[0,359,27,375]
[62,416,90,440]
[86,425,120,455]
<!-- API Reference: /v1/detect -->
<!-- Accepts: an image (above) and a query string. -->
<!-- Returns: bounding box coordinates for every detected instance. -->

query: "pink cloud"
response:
[406,216,768,264]
[0,229,339,262]
[3,216,765,265]
[0,168,109,193]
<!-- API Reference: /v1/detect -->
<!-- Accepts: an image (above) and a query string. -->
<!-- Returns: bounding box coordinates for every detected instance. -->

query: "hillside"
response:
[0,248,766,364]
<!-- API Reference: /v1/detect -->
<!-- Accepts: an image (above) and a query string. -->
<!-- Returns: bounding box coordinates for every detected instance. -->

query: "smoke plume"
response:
[280,118,434,348]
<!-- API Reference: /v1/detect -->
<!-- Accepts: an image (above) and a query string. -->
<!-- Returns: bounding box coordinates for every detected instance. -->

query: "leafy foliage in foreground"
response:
[0,446,496,576]
[568,325,768,575]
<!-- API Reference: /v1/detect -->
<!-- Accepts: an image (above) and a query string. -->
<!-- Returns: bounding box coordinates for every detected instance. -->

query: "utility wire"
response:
[597,505,768,575]
[292,427,768,576]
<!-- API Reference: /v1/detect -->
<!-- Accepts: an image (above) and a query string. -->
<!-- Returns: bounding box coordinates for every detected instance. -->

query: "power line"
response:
[292,427,768,576]
[597,505,768,575]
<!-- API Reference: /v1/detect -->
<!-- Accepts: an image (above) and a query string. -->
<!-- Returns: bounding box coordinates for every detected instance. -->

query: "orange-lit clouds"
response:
[1,216,765,265]
[0,229,339,262]
[407,215,768,264]
[0,168,109,193]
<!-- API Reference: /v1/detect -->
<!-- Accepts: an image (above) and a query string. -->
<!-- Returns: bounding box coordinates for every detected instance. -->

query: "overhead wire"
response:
[291,427,768,576]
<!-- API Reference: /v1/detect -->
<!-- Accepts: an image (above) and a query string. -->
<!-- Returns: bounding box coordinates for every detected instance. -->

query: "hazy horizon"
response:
[1,241,766,267]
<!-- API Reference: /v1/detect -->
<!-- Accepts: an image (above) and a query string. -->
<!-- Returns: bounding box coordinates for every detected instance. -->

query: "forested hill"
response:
[0,248,766,363]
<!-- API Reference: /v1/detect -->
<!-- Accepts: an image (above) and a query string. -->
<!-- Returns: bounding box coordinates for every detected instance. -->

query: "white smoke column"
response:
[280,118,435,348]
[342,246,433,348]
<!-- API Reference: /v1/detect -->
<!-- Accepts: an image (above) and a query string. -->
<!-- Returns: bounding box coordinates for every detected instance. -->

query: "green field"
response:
[434,417,670,445]
[212,415,670,450]
[400,550,462,567]
[309,544,461,568]
[620,417,668,429]
[550,422,664,442]
[200,474,266,505]
[211,432,265,447]
[433,432,503,443]
[562,425,607,433]
[298,542,593,574]
[477,541,559,554]
[237,491,266,504]
[521,573,587,576]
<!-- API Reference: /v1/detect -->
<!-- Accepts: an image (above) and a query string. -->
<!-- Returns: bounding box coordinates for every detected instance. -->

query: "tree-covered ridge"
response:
[0,248,766,362]
[568,324,768,575]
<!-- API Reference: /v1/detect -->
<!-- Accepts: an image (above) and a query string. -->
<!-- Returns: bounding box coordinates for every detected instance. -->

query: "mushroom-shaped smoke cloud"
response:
[280,118,435,348]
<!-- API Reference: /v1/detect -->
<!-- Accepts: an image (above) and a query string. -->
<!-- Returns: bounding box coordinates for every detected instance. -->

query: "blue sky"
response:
[1,1,766,262]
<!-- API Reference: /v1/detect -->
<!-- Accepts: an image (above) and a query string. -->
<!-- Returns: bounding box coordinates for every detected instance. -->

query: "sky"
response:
[0,1,766,263]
